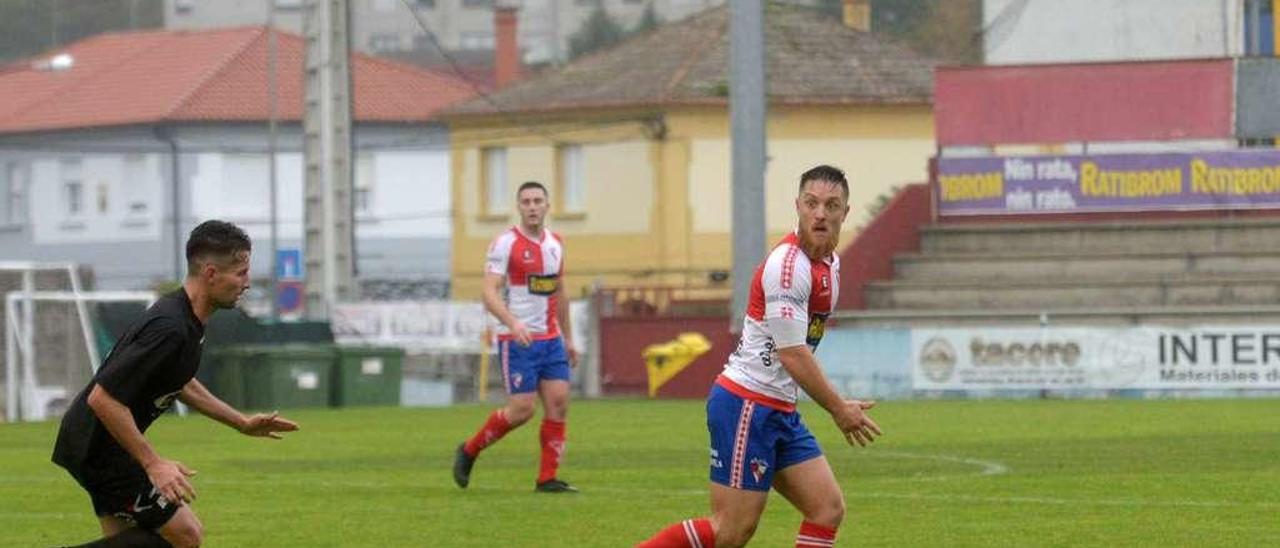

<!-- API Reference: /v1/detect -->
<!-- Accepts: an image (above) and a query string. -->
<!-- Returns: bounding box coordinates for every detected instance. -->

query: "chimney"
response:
[494,5,521,88]
[843,0,871,32]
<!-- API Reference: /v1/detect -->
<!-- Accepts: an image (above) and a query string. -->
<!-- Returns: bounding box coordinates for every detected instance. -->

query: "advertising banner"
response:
[332,301,588,353]
[912,326,1280,390]
[937,150,1280,216]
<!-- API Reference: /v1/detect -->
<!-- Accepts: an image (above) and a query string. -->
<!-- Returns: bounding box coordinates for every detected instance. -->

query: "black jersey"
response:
[52,288,205,482]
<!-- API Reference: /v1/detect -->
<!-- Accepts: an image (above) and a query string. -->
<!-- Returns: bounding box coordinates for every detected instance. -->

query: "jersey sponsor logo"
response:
[806,314,828,348]
[527,274,560,295]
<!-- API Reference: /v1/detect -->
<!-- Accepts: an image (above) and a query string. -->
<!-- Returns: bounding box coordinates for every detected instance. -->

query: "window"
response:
[2,161,28,225]
[123,154,149,215]
[483,147,508,215]
[460,32,495,50]
[221,154,269,219]
[61,158,83,216]
[462,0,493,8]
[355,154,374,214]
[174,0,194,14]
[96,181,109,214]
[369,33,402,52]
[558,144,585,213]
[1245,0,1275,55]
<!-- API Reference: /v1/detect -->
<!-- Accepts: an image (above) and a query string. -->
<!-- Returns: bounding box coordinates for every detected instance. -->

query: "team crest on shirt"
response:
[749,457,769,483]
[818,275,830,296]
[513,372,524,387]
[522,249,534,262]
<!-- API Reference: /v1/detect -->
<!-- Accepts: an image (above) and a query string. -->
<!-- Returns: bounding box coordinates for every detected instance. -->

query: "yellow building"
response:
[443,3,936,299]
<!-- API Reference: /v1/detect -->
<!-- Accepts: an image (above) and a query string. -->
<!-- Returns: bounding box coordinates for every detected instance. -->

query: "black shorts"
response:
[69,464,180,530]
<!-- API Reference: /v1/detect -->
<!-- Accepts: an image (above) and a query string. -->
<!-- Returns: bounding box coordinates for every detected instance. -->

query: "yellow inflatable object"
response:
[642,332,712,397]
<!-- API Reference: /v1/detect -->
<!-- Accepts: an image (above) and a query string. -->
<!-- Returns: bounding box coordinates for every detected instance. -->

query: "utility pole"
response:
[302,0,355,320]
[267,8,281,320]
[729,0,766,332]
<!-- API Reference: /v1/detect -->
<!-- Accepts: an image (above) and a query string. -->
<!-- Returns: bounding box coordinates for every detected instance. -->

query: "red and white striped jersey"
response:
[485,226,564,340]
[723,232,839,404]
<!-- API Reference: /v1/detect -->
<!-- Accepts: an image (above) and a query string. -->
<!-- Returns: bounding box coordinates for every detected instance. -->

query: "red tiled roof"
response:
[0,27,477,134]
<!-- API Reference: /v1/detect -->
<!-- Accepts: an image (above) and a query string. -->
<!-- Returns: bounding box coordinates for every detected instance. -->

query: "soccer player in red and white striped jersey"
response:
[639,165,881,547]
[453,181,579,493]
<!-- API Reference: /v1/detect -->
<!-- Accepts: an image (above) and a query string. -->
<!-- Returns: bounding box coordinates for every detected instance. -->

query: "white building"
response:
[0,27,474,295]
[983,0,1272,65]
[165,0,728,64]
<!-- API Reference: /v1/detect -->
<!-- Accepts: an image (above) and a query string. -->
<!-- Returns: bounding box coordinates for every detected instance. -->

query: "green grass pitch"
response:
[2,398,1278,546]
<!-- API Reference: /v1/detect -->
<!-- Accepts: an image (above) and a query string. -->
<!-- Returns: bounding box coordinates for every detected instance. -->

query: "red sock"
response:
[795,521,837,547]
[637,518,715,548]
[463,410,513,458]
[537,418,566,483]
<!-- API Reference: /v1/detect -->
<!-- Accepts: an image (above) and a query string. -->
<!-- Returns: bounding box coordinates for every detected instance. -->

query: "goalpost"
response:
[1,262,155,422]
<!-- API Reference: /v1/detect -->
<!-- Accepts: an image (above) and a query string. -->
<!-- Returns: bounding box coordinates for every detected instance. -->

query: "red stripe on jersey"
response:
[808,260,833,315]
[507,229,545,286]
[780,245,799,289]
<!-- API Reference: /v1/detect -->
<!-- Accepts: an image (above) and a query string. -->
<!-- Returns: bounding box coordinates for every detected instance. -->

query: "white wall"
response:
[30,154,164,245]
[187,149,451,243]
[984,0,1245,64]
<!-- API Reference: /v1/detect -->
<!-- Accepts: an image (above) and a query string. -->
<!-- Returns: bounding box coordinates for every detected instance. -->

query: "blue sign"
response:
[277,280,304,315]
[277,248,303,280]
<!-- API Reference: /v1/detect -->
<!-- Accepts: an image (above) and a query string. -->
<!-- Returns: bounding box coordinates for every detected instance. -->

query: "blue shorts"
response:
[499,337,571,394]
[707,383,822,491]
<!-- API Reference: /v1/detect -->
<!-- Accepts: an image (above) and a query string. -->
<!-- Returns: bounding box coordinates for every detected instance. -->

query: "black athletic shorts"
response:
[70,464,181,530]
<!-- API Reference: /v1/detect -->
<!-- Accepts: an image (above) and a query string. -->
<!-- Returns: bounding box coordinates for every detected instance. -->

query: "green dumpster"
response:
[239,345,335,410]
[331,346,404,407]
[208,346,255,409]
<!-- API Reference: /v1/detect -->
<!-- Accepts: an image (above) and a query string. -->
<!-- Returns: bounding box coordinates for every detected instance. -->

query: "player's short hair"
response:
[517,181,548,199]
[186,220,251,276]
[799,165,849,198]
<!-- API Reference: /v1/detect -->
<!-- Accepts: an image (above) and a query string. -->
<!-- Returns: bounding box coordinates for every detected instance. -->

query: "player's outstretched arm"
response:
[179,379,299,439]
[777,345,882,447]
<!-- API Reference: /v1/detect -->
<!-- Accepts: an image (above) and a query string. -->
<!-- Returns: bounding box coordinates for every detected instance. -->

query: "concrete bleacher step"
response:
[920,218,1280,255]
[892,250,1280,281]
[833,305,1280,327]
[864,274,1280,309]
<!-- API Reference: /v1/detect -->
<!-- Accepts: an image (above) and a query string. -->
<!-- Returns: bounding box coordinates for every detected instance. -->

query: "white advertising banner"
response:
[332,301,489,351]
[911,326,1280,390]
[332,301,590,353]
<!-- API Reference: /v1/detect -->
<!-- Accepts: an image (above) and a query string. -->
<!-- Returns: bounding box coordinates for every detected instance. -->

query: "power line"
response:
[395,0,663,144]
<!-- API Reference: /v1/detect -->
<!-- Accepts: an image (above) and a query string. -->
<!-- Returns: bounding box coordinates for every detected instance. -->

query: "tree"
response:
[815,0,980,64]
[0,0,163,64]
[568,2,627,59]
[633,2,662,35]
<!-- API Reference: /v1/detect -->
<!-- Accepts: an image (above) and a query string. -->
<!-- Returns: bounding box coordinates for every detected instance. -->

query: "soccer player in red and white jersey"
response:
[453,181,579,493]
[638,165,881,547]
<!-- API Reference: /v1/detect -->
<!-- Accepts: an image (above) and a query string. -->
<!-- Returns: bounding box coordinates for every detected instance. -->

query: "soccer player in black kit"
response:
[52,220,299,547]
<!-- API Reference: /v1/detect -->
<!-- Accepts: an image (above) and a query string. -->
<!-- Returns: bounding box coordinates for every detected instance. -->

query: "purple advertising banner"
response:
[936,149,1280,216]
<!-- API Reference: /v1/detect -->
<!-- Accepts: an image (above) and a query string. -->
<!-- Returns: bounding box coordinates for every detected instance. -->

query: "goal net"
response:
[1,262,154,422]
